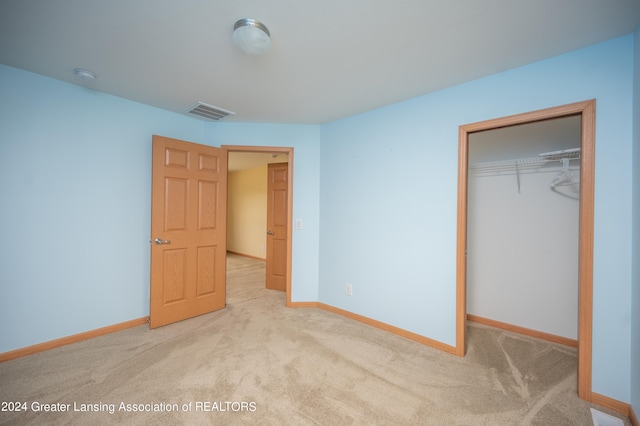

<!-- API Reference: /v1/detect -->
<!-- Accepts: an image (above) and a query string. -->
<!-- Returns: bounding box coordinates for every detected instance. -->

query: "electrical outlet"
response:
[345,283,352,296]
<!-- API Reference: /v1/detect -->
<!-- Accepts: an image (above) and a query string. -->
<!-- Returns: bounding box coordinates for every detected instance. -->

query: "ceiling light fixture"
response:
[73,68,96,81]
[233,18,271,56]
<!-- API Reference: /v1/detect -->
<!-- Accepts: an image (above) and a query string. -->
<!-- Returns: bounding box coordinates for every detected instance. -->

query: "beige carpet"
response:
[0,254,630,425]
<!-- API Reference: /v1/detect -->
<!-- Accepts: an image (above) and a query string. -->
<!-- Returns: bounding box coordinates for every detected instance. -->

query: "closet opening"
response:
[455,100,596,402]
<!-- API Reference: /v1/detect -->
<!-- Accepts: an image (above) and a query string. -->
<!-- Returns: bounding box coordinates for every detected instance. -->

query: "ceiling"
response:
[1,0,638,125]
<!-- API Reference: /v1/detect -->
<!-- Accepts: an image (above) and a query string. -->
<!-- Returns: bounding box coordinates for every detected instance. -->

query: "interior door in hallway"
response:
[266,163,288,291]
[149,135,227,328]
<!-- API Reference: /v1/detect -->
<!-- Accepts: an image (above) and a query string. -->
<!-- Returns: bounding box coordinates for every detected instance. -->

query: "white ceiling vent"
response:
[186,102,235,121]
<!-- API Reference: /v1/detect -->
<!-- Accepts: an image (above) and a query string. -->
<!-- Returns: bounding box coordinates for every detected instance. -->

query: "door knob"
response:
[154,238,172,245]
[267,230,274,235]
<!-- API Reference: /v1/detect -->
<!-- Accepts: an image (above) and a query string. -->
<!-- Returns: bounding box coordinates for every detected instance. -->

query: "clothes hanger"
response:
[550,158,580,200]
[550,158,578,188]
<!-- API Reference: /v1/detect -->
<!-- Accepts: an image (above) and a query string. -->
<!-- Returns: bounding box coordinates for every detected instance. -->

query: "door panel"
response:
[198,181,217,229]
[165,178,188,230]
[196,245,216,295]
[266,163,288,291]
[150,135,227,328]
[273,239,287,276]
[163,249,187,303]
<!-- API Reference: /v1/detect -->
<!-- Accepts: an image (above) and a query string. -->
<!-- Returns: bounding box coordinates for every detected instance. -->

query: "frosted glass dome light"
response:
[233,19,271,56]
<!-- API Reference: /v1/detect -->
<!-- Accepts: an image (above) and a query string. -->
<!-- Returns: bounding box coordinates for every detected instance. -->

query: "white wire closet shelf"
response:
[471,148,581,194]
[471,147,580,172]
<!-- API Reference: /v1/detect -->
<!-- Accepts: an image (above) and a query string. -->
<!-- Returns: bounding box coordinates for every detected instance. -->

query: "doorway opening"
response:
[455,100,596,402]
[224,145,294,306]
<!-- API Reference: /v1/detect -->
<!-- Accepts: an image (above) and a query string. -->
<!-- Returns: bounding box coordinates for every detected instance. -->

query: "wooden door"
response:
[149,135,227,328]
[266,163,288,291]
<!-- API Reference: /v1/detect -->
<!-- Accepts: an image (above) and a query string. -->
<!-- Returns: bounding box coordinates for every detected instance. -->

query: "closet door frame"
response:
[455,100,596,402]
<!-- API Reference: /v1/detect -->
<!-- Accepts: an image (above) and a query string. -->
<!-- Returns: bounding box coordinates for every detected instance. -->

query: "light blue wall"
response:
[319,35,634,402]
[204,123,321,303]
[0,65,206,352]
[0,65,321,353]
[630,25,640,421]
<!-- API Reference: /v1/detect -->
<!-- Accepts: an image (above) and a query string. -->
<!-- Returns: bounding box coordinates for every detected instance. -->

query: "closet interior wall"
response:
[466,116,582,340]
